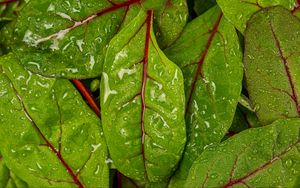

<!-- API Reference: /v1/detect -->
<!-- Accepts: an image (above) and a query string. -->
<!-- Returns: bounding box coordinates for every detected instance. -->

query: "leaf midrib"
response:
[140,10,152,180]
[185,13,223,114]
[269,20,300,116]
[2,71,84,188]
[221,140,300,187]
[32,0,140,46]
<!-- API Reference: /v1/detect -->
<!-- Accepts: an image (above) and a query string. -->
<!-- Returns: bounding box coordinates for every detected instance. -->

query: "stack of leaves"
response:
[0,0,299,187]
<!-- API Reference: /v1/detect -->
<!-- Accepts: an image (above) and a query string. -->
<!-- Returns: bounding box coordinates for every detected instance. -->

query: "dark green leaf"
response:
[217,0,300,33]
[244,6,300,125]
[194,0,216,16]
[0,54,109,187]
[100,10,186,182]
[185,119,300,187]
[223,104,261,140]
[164,6,243,186]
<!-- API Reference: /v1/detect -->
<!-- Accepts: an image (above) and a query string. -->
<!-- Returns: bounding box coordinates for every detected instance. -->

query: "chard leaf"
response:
[9,0,141,78]
[0,54,109,187]
[164,6,243,186]
[142,0,188,49]
[244,6,300,125]
[100,10,186,182]
[185,119,300,188]
[4,0,187,78]
[0,153,28,188]
[217,0,300,33]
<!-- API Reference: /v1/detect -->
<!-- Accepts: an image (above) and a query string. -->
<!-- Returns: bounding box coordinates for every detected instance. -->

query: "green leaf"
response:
[185,119,300,188]
[154,0,188,49]
[100,10,186,182]
[244,6,300,125]
[216,0,300,33]
[0,54,109,187]
[9,0,141,78]
[194,0,216,16]
[0,153,28,188]
[4,0,187,78]
[223,104,262,140]
[238,94,255,112]
[143,0,188,49]
[0,0,22,20]
[164,6,243,186]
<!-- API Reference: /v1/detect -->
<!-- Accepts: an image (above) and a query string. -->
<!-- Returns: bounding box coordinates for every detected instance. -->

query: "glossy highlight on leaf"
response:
[3,0,188,78]
[164,6,243,186]
[185,119,300,188]
[217,0,300,33]
[0,54,109,187]
[244,6,300,125]
[100,10,186,182]
[10,0,141,78]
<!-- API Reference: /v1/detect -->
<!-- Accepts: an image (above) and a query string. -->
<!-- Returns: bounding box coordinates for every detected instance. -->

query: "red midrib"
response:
[72,80,100,116]
[13,88,84,187]
[0,0,17,5]
[46,141,84,188]
[140,10,152,179]
[36,0,140,43]
[269,22,300,116]
[95,0,140,17]
[185,13,223,113]
[291,0,300,14]
[222,140,299,188]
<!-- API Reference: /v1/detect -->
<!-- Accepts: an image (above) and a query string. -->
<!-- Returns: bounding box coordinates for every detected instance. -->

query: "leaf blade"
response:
[164,6,243,186]
[216,0,300,33]
[100,10,186,182]
[244,6,300,125]
[185,119,300,187]
[0,54,109,187]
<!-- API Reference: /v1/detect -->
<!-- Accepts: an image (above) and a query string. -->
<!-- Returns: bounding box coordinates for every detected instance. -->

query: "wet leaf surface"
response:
[244,6,300,125]
[164,6,243,186]
[217,0,300,33]
[185,119,300,188]
[0,54,109,187]
[100,10,186,183]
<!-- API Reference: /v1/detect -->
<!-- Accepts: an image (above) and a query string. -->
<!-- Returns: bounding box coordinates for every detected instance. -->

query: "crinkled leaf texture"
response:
[4,0,187,78]
[0,153,28,188]
[185,119,300,188]
[100,10,186,183]
[216,0,300,33]
[244,6,300,125]
[164,6,243,186]
[0,54,108,187]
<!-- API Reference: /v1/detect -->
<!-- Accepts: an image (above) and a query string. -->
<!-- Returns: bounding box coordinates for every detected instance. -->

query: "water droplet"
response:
[102,72,117,103]
[285,159,293,168]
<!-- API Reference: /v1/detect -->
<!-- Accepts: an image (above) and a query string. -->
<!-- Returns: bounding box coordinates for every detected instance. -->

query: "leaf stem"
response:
[0,0,18,5]
[291,0,300,13]
[72,80,100,117]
